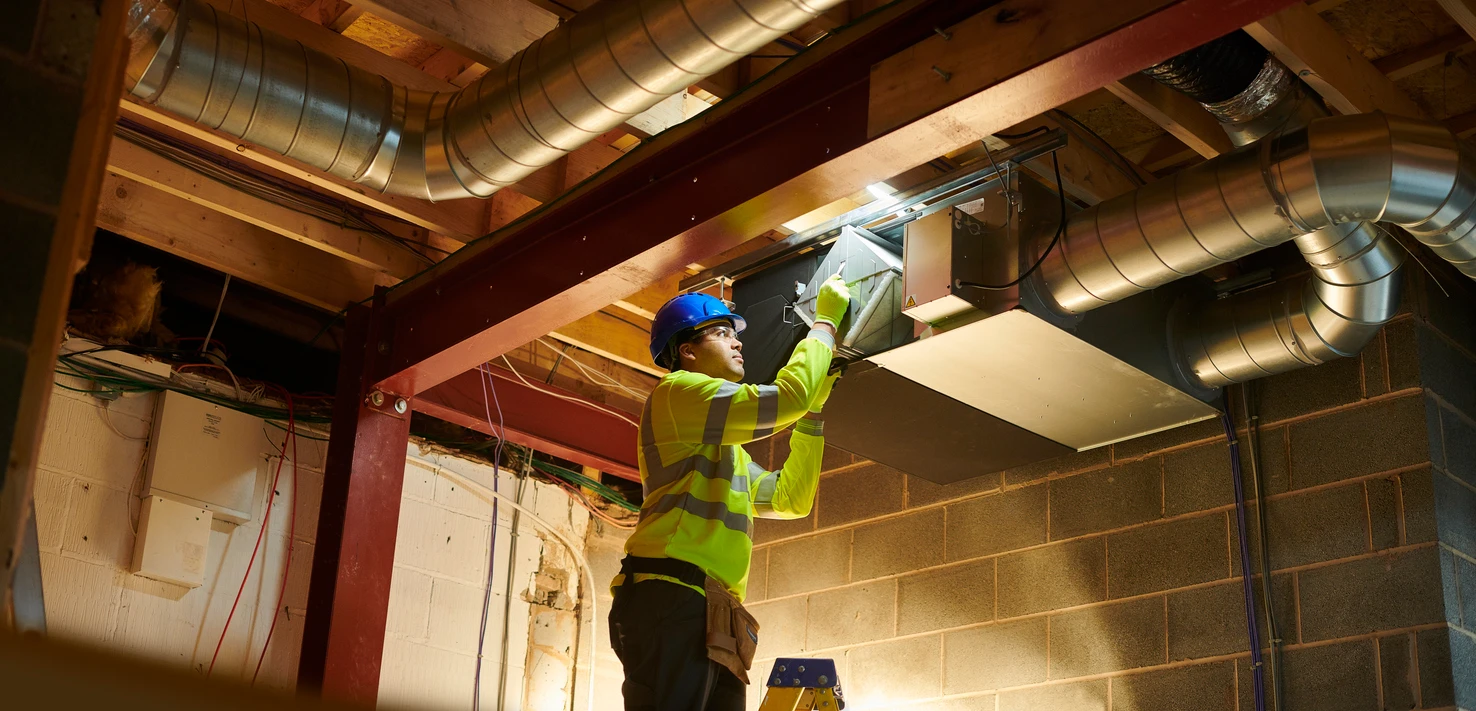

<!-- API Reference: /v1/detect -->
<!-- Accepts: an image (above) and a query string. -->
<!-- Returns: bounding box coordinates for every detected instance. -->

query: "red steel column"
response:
[298,294,412,703]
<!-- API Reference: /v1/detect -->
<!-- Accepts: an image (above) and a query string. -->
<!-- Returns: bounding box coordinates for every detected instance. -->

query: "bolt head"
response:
[369,391,386,407]
[394,398,408,414]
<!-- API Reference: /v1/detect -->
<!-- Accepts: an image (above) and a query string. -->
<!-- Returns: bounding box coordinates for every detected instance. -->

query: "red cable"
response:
[206,394,293,678]
[252,394,297,684]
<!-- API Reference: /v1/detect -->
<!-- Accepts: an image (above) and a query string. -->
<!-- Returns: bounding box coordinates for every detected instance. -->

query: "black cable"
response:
[115,121,450,263]
[954,149,1066,291]
[1241,381,1284,711]
[1047,109,1149,186]
[995,125,1051,140]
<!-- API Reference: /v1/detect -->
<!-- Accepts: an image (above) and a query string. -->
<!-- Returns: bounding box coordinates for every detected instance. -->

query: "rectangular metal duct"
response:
[734,171,1220,484]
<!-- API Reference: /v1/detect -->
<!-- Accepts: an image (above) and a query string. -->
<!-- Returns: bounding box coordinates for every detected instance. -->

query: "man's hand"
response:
[814,275,851,328]
[809,372,840,414]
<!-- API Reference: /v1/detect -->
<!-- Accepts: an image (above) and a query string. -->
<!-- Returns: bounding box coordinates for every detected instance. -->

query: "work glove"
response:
[814,275,851,328]
[809,372,840,414]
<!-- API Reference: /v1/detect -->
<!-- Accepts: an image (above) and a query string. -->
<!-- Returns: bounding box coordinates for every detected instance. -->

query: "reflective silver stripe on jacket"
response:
[702,381,742,445]
[640,393,750,499]
[751,385,780,439]
[751,461,780,518]
[639,491,752,536]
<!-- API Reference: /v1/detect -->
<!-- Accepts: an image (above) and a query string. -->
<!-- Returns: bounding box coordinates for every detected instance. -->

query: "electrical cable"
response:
[494,473,528,709]
[1241,382,1284,710]
[115,122,448,264]
[534,337,651,399]
[406,457,599,711]
[472,362,507,710]
[955,150,1066,291]
[1047,109,1149,186]
[995,126,1051,140]
[1223,404,1268,711]
[251,392,298,685]
[208,408,293,678]
[201,275,232,356]
[497,356,641,427]
[529,459,639,513]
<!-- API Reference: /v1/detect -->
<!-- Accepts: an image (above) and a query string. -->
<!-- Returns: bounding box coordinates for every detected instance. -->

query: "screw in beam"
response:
[369,391,386,407]
[932,66,952,82]
[394,398,408,414]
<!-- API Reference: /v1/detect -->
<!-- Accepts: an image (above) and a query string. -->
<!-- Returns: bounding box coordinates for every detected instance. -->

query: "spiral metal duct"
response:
[122,0,846,201]
[1036,111,1476,389]
[1175,222,1404,386]
[1135,45,1409,387]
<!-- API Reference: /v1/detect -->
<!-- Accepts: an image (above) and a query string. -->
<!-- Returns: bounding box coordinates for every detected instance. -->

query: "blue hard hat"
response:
[649,293,747,366]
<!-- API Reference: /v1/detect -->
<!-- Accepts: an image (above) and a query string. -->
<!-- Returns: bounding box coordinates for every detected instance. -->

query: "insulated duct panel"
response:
[868,309,1218,451]
[822,361,1072,484]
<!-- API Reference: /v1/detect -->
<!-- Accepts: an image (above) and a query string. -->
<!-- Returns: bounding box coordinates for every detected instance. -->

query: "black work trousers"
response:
[608,579,746,711]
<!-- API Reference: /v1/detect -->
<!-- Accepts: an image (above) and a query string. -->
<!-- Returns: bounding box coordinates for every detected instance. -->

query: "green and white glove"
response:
[814,275,851,328]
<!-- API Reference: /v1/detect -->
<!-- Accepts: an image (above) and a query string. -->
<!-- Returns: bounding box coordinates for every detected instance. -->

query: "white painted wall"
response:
[33,368,596,711]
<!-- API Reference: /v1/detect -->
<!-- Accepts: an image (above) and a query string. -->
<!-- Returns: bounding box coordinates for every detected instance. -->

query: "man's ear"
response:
[676,340,696,365]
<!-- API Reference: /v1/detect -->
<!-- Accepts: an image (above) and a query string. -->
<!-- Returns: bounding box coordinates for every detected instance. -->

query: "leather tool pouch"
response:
[704,577,760,684]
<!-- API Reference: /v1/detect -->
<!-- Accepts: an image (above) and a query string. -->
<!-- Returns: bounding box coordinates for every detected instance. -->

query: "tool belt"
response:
[619,556,760,684]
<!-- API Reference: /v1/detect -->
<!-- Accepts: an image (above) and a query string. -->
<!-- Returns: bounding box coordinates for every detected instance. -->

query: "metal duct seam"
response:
[122,0,847,201]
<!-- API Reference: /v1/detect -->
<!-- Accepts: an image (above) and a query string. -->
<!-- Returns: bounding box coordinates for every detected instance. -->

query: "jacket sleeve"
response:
[749,418,825,519]
[662,330,834,446]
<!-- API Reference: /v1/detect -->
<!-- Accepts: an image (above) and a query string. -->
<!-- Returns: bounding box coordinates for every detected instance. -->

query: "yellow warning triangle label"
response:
[904,294,917,309]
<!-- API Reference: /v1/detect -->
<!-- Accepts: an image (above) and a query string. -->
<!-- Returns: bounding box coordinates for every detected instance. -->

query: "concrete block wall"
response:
[729,270,1476,711]
[33,368,594,710]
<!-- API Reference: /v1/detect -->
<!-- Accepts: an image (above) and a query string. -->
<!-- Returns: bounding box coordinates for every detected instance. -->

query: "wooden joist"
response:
[1437,0,1476,47]
[98,173,382,311]
[1246,3,1425,117]
[348,0,558,66]
[1107,74,1233,158]
[1374,32,1474,82]
[118,100,486,242]
[106,138,432,280]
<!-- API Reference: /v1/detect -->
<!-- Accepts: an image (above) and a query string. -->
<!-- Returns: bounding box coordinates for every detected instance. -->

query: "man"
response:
[608,275,851,711]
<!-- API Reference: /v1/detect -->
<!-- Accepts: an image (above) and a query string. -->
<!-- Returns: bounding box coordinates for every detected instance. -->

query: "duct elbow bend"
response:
[1175,222,1404,390]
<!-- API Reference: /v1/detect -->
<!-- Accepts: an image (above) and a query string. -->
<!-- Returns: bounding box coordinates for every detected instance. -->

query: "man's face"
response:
[679,322,744,381]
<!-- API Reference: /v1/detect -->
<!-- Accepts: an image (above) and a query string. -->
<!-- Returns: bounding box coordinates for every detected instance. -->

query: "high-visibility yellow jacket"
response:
[616,330,835,601]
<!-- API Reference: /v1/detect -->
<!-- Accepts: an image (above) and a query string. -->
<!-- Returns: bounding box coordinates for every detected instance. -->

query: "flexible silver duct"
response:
[122,0,845,201]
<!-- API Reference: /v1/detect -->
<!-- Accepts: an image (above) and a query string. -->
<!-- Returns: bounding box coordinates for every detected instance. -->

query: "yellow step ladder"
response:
[757,658,844,711]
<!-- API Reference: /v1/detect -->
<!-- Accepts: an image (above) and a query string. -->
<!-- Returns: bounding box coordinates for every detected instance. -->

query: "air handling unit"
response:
[687,130,1220,484]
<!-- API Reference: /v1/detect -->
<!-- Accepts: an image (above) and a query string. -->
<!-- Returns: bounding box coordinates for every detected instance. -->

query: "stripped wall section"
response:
[32,367,593,710]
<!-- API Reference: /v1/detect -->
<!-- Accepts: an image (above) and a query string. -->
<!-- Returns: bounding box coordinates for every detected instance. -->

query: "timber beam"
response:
[368,0,1305,397]
[1246,2,1426,117]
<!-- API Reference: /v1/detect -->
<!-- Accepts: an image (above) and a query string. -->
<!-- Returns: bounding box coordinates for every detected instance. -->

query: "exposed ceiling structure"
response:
[96,0,1476,469]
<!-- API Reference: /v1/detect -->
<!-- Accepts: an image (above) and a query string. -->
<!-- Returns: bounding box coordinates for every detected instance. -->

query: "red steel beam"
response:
[414,366,641,481]
[299,300,412,703]
[371,0,1300,397]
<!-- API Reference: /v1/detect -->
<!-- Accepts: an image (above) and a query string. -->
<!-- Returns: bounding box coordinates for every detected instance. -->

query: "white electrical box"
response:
[144,390,263,523]
[131,495,212,588]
